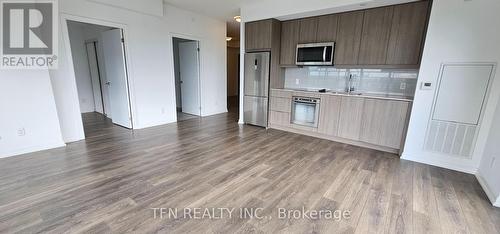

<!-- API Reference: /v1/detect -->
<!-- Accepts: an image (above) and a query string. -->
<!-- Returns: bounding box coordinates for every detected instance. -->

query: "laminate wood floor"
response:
[1,111,499,234]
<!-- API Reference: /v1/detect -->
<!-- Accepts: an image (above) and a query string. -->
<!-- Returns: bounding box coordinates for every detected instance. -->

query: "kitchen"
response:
[243,1,430,154]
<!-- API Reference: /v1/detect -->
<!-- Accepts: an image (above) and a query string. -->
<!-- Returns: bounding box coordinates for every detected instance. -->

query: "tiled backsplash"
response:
[284,67,419,97]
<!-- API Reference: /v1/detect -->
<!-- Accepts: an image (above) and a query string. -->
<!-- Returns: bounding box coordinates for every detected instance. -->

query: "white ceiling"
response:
[163,0,243,39]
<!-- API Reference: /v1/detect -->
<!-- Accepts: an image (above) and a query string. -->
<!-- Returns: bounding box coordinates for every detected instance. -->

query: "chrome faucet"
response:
[346,74,356,94]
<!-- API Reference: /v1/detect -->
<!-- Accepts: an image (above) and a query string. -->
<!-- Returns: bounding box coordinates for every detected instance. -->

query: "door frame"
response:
[61,13,135,129]
[170,33,202,119]
[84,40,106,115]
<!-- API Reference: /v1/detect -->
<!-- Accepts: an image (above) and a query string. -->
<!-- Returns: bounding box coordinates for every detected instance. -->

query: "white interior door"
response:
[85,42,104,114]
[101,29,132,128]
[178,41,201,116]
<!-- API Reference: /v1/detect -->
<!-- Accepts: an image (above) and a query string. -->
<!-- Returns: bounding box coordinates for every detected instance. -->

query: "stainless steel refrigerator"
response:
[244,52,270,127]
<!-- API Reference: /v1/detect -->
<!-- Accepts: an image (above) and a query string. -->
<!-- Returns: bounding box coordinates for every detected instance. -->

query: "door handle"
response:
[105,81,111,85]
[323,47,327,62]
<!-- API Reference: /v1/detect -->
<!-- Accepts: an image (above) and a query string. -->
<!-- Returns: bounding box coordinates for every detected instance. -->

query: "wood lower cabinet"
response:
[280,20,300,66]
[269,90,292,127]
[338,96,365,140]
[268,90,412,153]
[318,95,342,136]
[358,6,394,65]
[270,97,291,113]
[335,11,364,65]
[360,99,410,149]
[269,111,291,127]
[386,1,430,65]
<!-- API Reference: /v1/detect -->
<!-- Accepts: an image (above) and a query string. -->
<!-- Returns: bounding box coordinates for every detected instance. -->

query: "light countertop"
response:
[271,88,414,102]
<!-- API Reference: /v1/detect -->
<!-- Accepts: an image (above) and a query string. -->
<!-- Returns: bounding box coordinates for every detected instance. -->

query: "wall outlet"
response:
[295,79,300,85]
[400,82,407,90]
[17,128,26,137]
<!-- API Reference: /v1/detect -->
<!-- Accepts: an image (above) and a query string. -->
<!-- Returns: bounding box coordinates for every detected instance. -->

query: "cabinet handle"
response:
[323,47,327,62]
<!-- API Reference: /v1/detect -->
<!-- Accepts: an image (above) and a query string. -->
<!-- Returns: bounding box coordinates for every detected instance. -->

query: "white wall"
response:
[89,0,164,17]
[165,6,228,116]
[477,101,500,207]
[402,0,500,174]
[0,70,65,158]
[1,0,227,157]
[50,0,227,144]
[67,22,96,113]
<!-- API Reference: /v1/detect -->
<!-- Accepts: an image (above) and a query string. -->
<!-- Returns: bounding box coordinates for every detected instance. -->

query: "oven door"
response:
[296,43,335,66]
[292,99,320,128]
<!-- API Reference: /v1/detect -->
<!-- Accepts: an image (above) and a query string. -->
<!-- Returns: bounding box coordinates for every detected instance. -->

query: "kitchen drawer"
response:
[270,97,292,113]
[292,91,322,98]
[270,89,292,98]
[269,111,291,127]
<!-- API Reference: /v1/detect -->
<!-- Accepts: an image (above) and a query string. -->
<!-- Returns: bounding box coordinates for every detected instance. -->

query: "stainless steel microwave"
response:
[296,42,335,66]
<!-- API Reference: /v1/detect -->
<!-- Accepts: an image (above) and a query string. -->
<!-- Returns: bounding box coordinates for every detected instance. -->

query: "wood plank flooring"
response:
[0,111,499,234]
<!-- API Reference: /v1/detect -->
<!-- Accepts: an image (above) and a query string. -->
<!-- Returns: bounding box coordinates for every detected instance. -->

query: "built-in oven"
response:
[296,42,335,66]
[291,97,321,128]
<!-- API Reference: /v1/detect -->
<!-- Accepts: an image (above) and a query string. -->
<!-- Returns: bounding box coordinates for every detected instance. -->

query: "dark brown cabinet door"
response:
[280,20,300,66]
[358,7,394,65]
[316,14,338,42]
[245,20,273,51]
[298,17,318,43]
[335,11,364,65]
[387,1,430,65]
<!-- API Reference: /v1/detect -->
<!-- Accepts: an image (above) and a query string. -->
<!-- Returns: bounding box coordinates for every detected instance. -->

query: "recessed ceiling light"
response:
[226,37,232,41]
[234,16,241,23]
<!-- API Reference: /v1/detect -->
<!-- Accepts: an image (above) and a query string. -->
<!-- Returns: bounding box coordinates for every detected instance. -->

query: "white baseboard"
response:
[476,172,496,204]
[495,196,500,208]
[0,141,66,159]
[401,152,477,174]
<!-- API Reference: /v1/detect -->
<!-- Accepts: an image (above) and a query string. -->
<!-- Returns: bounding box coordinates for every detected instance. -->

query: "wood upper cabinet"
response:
[280,20,300,66]
[337,96,365,140]
[358,7,394,65]
[245,20,273,51]
[318,95,342,136]
[386,1,430,65]
[335,11,364,65]
[316,14,338,42]
[298,18,318,43]
[360,99,410,149]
